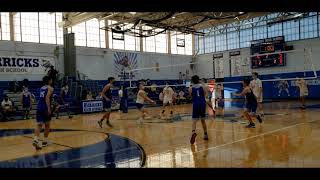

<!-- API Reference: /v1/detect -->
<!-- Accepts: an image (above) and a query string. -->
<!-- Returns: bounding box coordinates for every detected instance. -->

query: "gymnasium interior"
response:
[0,12,320,168]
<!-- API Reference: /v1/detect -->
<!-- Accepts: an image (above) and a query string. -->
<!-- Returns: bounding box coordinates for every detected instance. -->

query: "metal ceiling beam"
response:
[104,12,156,28]
[62,12,105,28]
[193,12,269,30]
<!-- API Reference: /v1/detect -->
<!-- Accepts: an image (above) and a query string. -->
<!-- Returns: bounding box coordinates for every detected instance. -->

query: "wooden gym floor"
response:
[0,100,320,168]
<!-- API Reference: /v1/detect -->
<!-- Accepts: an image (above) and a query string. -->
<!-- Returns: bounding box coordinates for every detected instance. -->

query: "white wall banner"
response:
[113,52,139,81]
[0,56,56,74]
[81,100,104,113]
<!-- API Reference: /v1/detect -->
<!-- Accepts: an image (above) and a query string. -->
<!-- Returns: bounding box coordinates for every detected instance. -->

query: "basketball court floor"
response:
[0,99,320,168]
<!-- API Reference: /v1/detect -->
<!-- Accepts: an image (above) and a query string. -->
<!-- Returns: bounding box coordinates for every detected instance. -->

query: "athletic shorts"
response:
[216,98,225,108]
[103,100,112,112]
[22,103,31,109]
[36,109,51,124]
[163,98,173,105]
[245,102,257,114]
[57,99,65,105]
[192,101,206,120]
[300,91,308,97]
[256,96,263,103]
[136,103,144,110]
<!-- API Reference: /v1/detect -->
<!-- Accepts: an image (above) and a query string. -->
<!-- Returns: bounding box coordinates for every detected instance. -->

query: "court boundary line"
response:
[153,118,320,167]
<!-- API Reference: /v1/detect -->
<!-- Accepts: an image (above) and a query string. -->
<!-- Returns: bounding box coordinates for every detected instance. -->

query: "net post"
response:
[129,71,132,88]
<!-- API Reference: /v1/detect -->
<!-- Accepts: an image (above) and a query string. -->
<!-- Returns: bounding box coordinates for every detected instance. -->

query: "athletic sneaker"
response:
[137,118,143,125]
[190,132,197,144]
[245,123,255,128]
[97,120,103,128]
[203,133,209,140]
[257,115,263,123]
[32,140,42,150]
[42,141,51,147]
[106,121,113,128]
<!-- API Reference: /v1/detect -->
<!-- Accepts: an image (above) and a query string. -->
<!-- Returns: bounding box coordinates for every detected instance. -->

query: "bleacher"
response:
[0,77,191,121]
[0,76,81,121]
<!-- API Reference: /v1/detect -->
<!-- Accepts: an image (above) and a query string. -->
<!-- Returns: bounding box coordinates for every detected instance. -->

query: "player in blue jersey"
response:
[97,77,115,128]
[189,75,209,145]
[33,76,54,150]
[20,86,32,120]
[232,78,263,128]
[53,83,72,119]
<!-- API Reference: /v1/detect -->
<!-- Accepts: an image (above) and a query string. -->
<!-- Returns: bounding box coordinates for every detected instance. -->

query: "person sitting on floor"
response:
[1,95,14,121]
[86,91,94,100]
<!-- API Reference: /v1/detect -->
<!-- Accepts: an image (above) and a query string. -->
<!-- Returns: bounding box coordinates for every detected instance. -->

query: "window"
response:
[86,18,100,48]
[253,26,267,40]
[39,12,56,44]
[72,22,86,46]
[171,31,177,54]
[319,13,320,38]
[267,23,282,38]
[227,24,239,50]
[0,12,10,40]
[176,33,185,54]
[143,26,156,52]
[99,20,106,48]
[204,29,215,53]
[215,26,227,52]
[266,13,282,38]
[196,32,205,54]
[170,31,192,55]
[13,13,21,41]
[56,13,63,45]
[283,20,299,41]
[108,20,124,50]
[129,27,140,51]
[240,28,252,48]
[185,33,192,55]
[252,17,267,40]
[20,12,39,43]
[155,29,167,53]
[300,15,317,39]
[122,24,136,51]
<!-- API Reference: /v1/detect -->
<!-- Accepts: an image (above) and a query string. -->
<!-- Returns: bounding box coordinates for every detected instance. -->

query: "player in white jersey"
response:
[136,83,156,124]
[201,79,215,116]
[250,72,264,116]
[161,82,175,117]
[214,83,224,116]
[295,77,308,109]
